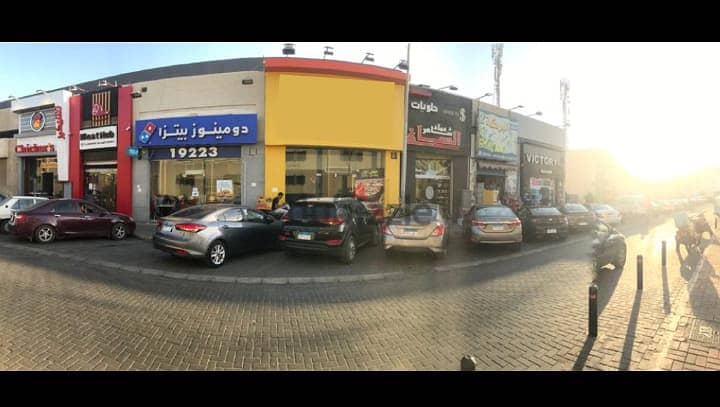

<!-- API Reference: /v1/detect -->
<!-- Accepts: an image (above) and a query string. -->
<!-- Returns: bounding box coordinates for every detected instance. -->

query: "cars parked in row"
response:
[383,203,450,258]
[587,203,622,225]
[463,204,522,250]
[8,199,135,243]
[280,197,380,264]
[153,205,283,267]
[1,196,49,234]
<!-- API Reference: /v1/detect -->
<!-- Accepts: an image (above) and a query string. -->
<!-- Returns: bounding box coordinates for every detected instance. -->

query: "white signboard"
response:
[80,126,117,150]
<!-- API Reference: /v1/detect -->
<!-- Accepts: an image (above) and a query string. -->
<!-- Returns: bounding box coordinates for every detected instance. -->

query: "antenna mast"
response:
[492,43,504,107]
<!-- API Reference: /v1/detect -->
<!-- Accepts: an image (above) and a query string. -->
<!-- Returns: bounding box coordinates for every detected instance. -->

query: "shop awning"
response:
[476,160,518,173]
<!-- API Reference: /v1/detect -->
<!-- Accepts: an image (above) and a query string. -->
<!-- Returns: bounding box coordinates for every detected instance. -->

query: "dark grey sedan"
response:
[153,205,283,268]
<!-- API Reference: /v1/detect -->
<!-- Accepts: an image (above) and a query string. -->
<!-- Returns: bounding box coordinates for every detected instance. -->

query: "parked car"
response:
[463,204,522,250]
[280,197,380,264]
[613,195,649,219]
[8,199,135,243]
[1,196,49,234]
[382,203,450,258]
[518,206,568,241]
[591,221,627,272]
[587,203,622,225]
[558,203,596,232]
[153,204,282,268]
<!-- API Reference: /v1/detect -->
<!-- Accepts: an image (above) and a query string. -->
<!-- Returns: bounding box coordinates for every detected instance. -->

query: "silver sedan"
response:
[153,205,283,267]
[382,203,450,259]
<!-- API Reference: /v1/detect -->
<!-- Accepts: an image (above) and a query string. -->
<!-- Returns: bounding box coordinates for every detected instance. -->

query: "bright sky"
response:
[1,42,715,181]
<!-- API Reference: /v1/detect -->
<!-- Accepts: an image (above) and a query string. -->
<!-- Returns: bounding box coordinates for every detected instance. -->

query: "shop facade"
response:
[11,91,72,198]
[405,86,471,219]
[473,103,520,206]
[519,142,565,207]
[67,87,133,213]
[129,66,265,222]
[263,58,406,214]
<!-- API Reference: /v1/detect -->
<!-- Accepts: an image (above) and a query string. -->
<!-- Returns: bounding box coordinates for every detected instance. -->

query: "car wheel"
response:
[206,240,227,268]
[340,235,356,264]
[0,220,8,234]
[111,223,128,241]
[34,225,56,244]
[613,244,627,269]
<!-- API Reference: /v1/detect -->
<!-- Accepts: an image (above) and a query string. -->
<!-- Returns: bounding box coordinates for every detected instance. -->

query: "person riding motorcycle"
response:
[674,212,711,253]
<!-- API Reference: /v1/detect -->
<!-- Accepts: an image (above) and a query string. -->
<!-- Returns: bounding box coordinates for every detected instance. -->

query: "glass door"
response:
[85,167,117,212]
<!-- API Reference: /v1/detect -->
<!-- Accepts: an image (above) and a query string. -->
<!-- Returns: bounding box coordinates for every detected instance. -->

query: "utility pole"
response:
[400,43,411,207]
[560,78,570,205]
[492,43,503,107]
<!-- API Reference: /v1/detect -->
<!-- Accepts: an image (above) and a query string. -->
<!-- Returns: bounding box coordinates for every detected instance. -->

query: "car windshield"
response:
[590,204,612,211]
[563,204,588,213]
[475,207,515,218]
[392,205,438,220]
[530,208,562,216]
[288,203,338,219]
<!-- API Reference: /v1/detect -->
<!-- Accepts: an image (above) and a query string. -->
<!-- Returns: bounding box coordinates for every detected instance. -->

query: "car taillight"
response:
[278,230,291,241]
[509,219,521,227]
[174,223,206,233]
[326,239,343,245]
[14,214,26,222]
[382,225,393,236]
[472,220,487,227]
[319,217,344,226]
[431,224,445,237]
[281,213,289,223]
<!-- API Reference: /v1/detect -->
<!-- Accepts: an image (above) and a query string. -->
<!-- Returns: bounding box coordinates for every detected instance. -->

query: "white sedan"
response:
[0,196,48,233]
[588,203,622,225]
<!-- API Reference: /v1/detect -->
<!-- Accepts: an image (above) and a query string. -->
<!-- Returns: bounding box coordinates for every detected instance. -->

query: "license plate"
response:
[492,226,505,231]
[546,228,557,234]
[297,232,313,240]
[579,222,588,226]
[162,225,173,232]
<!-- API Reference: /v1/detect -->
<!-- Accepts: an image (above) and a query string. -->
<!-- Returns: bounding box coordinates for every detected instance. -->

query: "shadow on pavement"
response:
[593,264,623,317]
[619,290,642,371]
[572,336,596,371]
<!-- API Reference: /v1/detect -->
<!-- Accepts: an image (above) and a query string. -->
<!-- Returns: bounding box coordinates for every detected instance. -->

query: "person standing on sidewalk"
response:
[272,192,284,211]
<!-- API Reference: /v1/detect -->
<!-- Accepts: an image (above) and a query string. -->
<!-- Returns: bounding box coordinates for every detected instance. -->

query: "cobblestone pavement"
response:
[0,206,718,370]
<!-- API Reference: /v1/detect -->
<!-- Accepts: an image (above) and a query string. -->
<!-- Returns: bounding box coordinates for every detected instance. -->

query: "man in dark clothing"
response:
[271,192,284,210]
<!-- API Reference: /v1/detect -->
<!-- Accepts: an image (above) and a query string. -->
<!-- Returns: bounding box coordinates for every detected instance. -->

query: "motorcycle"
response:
[674,212,708,253]
[591,222,627,272]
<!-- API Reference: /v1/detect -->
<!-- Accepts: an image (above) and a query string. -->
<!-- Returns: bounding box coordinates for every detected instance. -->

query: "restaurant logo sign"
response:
[80,125,117,150]
[30,111,46,132]
[407,88,471,152]
[135,114,258,147]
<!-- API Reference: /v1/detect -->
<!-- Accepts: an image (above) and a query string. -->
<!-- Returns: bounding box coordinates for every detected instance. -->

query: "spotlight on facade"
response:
[438,85,458,91]
[7,95,15,100]
[323,46,334,59]
[509,105,524,111]
[98,80,118,88]
[528,111,543,118]
[68,85,87,93]
[282,43,296,56]
[361,53,375,64]
[474,93,493,101]
[36,89,45,94]
[394,59,409,70]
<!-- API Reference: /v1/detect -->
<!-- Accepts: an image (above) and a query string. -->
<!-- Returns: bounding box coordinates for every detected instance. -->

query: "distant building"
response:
[565,149,630,203]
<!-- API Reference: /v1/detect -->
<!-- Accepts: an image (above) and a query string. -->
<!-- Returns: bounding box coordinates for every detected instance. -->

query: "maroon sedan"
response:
[8,199,136,244]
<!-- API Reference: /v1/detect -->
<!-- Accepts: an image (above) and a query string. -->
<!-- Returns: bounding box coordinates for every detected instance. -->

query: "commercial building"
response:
[263,57,406,213]
[515,115,566,207]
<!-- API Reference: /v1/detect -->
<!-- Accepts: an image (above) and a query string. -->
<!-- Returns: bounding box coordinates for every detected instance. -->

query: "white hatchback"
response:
[0,196,48,233]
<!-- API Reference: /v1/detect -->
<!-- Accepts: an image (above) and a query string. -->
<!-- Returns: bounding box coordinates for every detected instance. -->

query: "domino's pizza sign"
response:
[135,114,257,147]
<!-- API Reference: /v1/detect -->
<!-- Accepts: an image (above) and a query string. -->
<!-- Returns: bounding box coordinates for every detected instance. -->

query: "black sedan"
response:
[559,203,596,232]
[518,206,569,241]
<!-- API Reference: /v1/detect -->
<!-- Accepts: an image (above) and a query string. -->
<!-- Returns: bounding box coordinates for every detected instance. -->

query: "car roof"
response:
[10,196,49,200]
[297,197,354,204]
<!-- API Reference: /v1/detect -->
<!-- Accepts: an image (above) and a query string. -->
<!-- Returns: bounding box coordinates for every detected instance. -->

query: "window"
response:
[530,207,562,216]
[475,206,515,218]
[173,206,218,219]
[52,200,80,213]
[222,208,245,222]
[245,209,265,222]
[286,175,306,186]
[12,199,36,210]
[562,204,588,213]
[286,150,307,162]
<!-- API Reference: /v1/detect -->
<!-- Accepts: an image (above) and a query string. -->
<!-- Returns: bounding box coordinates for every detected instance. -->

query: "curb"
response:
[0,235,589,285]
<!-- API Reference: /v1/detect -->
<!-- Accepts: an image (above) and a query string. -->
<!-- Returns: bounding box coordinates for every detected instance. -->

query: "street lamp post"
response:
[438,85,458,91]
[400,43,411,208]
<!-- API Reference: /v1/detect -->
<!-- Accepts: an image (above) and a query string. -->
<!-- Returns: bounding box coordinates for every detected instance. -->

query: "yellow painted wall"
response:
[264,145,286,200]
[265,72,404,151]
[264,71,404,208]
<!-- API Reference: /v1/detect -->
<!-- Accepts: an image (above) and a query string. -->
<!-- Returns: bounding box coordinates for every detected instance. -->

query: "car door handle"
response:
[53,214,61,217]
[83,216,92,220]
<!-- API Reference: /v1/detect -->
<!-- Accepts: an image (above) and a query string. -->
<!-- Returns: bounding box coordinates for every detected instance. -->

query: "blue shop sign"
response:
[135,114,257,147]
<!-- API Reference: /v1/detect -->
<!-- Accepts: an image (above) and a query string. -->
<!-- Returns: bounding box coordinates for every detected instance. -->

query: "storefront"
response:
[135,114,257,219]
[11,91,71,198]
[474,107,520,205]
[263,57,406,214]
[405,86,471,219]
[520,142,565,207]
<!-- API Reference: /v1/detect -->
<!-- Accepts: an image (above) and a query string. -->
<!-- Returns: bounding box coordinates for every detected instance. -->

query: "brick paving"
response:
[0,209,718,370]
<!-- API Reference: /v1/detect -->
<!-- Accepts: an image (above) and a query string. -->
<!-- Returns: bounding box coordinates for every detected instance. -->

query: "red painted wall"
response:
[116,86,133,216]
[69,95,83,199]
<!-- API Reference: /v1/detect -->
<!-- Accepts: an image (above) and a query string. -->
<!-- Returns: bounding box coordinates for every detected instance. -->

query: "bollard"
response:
[637,255,644,290]
[460,355,477,371]
[662,241,667,267]
[589,284,598,338]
